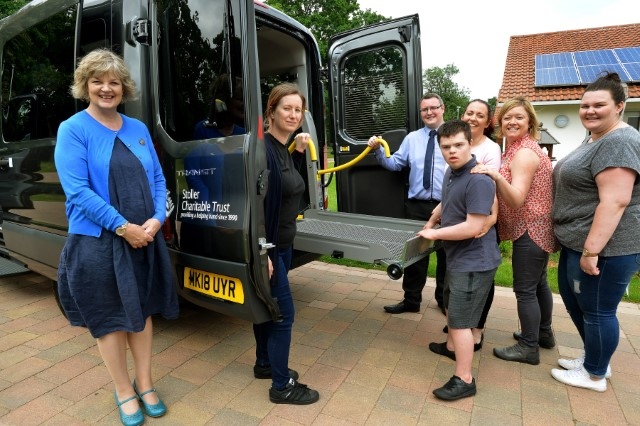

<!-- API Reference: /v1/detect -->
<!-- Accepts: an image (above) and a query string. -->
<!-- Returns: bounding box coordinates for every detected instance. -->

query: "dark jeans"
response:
[558,246,640,378]
[253,246,294,389]
[511,231,554,347]
[403,199,445,306]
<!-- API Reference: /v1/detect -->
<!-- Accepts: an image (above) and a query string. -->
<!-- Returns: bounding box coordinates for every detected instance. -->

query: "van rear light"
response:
[162,218,174,243]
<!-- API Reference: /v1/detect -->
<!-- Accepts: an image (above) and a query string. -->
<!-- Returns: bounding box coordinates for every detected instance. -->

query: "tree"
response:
[265,0,388,62]
[0,0,28,20]
[488,97,497,112]
[422,64,470,121]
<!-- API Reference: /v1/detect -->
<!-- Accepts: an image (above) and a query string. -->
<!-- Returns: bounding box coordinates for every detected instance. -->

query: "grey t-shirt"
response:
[553,126,640,256]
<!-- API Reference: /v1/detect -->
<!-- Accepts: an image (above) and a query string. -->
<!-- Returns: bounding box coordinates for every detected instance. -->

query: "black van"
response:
[0,0,428,324]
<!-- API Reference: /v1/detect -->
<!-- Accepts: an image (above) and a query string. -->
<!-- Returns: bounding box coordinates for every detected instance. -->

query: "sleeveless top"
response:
[497,134,557,253]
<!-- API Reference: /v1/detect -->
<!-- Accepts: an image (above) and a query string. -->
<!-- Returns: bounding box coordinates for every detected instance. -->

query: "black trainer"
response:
[269,378,319,405]
[433,375,476,401]
[253,365,299,380]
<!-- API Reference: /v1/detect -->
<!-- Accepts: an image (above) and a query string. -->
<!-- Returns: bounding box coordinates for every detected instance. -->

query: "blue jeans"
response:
[253,246,295,389]
[511,231,554,347]
[558,246,640,378]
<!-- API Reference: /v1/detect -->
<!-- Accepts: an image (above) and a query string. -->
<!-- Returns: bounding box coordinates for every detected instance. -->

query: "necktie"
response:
[423,129,437,190]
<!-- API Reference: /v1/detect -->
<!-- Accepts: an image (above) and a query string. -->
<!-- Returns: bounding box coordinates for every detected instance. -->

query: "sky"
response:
[357,0,639,100]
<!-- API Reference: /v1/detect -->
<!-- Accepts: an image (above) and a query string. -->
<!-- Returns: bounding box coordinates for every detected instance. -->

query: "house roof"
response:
[499,23,640,103]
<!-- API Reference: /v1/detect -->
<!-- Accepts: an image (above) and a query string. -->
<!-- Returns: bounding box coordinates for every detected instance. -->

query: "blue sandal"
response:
[133,381,167,418]
[114,391,144,426]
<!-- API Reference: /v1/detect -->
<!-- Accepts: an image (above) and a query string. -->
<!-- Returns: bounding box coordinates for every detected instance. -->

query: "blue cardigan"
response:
[55,110,166,236]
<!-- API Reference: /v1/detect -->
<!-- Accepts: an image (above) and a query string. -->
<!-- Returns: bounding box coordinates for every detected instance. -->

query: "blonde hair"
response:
[70,49,137,103]
[495,96,540,140]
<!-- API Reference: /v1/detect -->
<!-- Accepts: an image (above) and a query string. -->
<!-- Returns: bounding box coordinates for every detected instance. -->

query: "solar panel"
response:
[536,52,574,68]
[535,67,580,86]
[623,63,640,81]
[534,46,640,86]
[574,49,617,66]
[615,47,640,63]
[616,47,640,82]
[577,63,629,84]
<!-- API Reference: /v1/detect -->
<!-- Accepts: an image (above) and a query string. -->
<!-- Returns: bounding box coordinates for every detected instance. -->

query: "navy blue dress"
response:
[58,138,179,338]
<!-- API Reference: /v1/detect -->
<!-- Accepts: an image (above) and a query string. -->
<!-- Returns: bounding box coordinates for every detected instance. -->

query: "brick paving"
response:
[0,262,639,425]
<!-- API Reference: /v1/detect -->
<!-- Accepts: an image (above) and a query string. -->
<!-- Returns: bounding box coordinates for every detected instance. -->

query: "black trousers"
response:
[402,199,446,306]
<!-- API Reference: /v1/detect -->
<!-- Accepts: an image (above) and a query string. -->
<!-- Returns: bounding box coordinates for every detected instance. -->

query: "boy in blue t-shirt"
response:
[418,120,501,401]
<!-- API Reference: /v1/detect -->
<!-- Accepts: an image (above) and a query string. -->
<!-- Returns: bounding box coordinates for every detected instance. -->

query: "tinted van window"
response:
[1,6,77,142]
[156,0,244,143]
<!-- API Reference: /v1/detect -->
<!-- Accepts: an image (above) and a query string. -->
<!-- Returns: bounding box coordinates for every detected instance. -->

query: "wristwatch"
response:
[582,248,599,257]
[115,222,128,237]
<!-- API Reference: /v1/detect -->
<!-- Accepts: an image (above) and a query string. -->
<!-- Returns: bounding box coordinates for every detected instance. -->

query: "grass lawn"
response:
[320,248,640,304]
[318,176,640,304]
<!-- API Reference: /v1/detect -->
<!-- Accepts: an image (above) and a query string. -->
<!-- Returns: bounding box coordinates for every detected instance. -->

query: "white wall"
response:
[533,101,640,162]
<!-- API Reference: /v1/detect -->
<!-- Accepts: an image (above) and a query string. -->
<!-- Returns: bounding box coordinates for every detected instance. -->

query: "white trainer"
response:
[557,352,612,378]
[551,366,607,392]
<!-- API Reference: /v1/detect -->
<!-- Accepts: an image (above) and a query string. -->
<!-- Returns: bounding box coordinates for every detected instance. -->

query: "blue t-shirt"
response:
[193,121,245,139]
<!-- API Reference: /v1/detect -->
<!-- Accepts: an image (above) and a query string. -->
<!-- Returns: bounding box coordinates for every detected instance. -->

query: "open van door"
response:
[292,15,432,279]
[149,0,277,324]
[327,15,423,219]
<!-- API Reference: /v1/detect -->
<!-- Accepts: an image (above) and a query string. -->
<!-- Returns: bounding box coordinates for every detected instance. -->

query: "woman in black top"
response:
[252,83,319,405]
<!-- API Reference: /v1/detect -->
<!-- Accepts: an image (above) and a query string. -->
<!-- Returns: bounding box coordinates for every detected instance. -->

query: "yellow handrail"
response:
[287,138,318,162]
[287,138,391,176]
[317,138,390,176]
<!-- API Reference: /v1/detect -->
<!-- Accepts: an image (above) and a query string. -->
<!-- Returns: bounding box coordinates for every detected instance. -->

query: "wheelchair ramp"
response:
[294,209,434,278]
[0,255,30,277]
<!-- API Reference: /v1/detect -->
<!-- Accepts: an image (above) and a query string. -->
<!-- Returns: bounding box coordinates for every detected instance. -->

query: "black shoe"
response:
[429,341,456,361]
[443,325,448,333]
[512,328,556,349]
[433,375,476,401]
[474,333,484,352]
[254,365,299,380]
[269,378,319,405]
[493,342,540,365]
[384,301,419,314]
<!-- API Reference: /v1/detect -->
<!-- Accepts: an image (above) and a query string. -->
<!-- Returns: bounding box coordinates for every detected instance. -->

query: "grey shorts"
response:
[446,269,497,329]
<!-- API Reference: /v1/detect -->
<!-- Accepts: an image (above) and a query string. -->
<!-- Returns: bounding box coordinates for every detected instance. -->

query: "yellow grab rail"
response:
[318,138,390,176]
[287,138,318,162]
[287,138,390,176]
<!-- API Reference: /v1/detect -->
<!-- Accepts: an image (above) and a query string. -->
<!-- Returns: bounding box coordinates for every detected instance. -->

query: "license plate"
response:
[183,267,244,304]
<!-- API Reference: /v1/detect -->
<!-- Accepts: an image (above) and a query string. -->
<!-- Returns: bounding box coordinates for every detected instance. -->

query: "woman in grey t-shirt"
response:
[552,72,640,392]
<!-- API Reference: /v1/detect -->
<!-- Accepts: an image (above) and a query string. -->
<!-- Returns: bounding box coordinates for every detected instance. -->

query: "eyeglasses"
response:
[420,105,442,113]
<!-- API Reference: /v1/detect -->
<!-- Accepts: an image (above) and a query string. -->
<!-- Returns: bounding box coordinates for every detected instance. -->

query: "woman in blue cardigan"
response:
[55,49,178,426]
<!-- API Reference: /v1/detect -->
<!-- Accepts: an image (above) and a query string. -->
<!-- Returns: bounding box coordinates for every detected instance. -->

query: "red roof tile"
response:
[499,23,640,102]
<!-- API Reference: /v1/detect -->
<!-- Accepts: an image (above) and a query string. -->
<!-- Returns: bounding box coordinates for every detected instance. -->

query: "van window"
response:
[156,0,244,143]
[342,46,407,140]
[157,0,248,261]
[1,6,77,142]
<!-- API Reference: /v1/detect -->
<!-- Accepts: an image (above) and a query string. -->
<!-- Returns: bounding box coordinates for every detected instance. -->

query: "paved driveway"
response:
[1,262,639,425]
